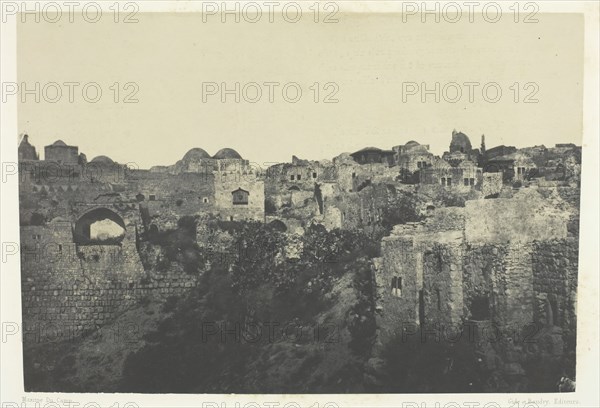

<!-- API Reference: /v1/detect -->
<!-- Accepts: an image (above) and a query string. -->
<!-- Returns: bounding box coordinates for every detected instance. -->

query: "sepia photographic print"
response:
[1,1,599,407]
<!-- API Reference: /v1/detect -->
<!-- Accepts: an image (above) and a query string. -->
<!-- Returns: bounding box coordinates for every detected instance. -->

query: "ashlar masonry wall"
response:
[20,219,198,343]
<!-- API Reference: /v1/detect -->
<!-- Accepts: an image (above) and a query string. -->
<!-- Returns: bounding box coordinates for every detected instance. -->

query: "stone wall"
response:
[482,172,503,197]
[44,146,79,164]
[20,219,198,343]
[375,191,577,350]
[464,190,569,243]
[213,177,265,221]
[531,239,578,336]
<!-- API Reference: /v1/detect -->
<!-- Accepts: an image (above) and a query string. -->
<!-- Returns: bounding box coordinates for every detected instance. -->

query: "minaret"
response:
[478,134,486,167]
[481,134,486,155]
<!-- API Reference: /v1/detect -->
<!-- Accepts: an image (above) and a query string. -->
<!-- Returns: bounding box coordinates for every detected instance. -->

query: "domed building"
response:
[90,155,115,165]
[449,130,472,154]
[44,139,79,164]
[166,147,250,175]
[392,140,433,171]
[170,147,213,174]
[51,139,67,147]
[213,147,250,174]
[213,148,242,160]
[182,148,211,162]
[443,130,481,166]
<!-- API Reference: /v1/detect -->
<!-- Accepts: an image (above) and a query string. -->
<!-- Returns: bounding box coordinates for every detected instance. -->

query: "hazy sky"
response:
[17,12,583,169]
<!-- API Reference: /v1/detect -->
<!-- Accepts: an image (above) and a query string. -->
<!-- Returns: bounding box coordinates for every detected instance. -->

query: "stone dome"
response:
[90,155,115,164]
[450,131,472,153]
[52,140,67,147]
[405,140,420,147]
[182,148,211,162]
[213,148,242,159]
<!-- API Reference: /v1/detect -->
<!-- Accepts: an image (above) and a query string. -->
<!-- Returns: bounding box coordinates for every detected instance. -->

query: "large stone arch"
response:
[73,207,127,245]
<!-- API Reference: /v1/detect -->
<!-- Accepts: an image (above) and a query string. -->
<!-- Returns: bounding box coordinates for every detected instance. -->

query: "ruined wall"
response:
[421,241,464,326]
[531,239,578,336]
[377,233,421,342]
[375,192,576,349]
[482,172,503,197]
[464,190,568,243]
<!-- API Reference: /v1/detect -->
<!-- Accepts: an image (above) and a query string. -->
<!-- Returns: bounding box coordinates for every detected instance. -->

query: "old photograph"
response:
[2,1,598,404]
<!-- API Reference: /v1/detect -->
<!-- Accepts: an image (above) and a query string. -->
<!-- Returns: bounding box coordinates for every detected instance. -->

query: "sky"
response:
[17,11,584,169]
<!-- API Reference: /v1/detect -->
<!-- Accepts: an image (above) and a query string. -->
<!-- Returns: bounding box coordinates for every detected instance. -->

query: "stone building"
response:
[44,139,79,164]
[484,151,537,182]
[420,157,482,190]
[350,146,396,165]
[18,134,39,161]
[213,177,265,222]
[157,147,252,176]
[392,140,434,172]
[442,130,481,166]
[375,188,577,349]
[172,148,213,173]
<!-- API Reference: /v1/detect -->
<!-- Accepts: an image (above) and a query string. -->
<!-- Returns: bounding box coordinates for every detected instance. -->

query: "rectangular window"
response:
[441,177,446,186]
[470,178,475,185]
[391,276,403,297]
[149,194,156,201]
[312,172,317,179]
[464,178,469,186]
[297,175,301,180]
[232,190,249,205]
[447,178,452,185]
[417,161,422,168]
[290,175,295,181]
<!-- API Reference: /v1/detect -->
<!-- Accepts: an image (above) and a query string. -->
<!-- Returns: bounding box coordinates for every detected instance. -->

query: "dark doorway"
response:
[470,294,490,320]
